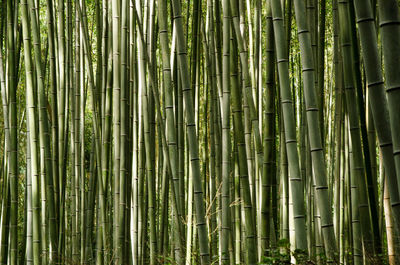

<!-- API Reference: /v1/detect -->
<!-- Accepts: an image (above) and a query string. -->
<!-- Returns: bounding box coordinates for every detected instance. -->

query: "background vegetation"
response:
[1,0,400,264]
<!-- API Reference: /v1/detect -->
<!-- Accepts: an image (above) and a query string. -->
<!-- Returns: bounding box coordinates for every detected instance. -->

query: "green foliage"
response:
[157,255,178,265]
[259,239,315,265]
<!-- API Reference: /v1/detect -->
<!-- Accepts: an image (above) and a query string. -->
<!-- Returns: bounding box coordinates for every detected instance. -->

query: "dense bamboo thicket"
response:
[1,0,400,264]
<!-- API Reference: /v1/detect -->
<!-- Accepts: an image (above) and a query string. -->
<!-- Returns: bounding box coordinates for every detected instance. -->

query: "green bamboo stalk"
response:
[6,0,18,263]
[230,31,258,265]
[157,0,182,225]
[26,119,33,265]
[27,0,59,262]
[79,3,86,260]
[136,3,157,264]
[353,0,400,242]
[112,0,122,262]
[76,2,105,263]
[260,0,275,255]
[72,5,81,260]
[134,7,186,263]
[318,0,326,144]
[209,14,220,259]
[100,3,111,262]
[45,0,60,251]
[57,0,67,221]
[230,0,264,175]
[338,0,375,261]
[0,21,11,265]
[348,2,381,253]
[155,3,187,257]
[169,0,211,262]
[271,0,308,252]
[220,0,231,262]
[233,145,241,265]
[129,0,138,261]
[118,0,129,262]
[21,0,41,262]
[377,0,400,203]
[383,176,398,264]
[292,0,337,260]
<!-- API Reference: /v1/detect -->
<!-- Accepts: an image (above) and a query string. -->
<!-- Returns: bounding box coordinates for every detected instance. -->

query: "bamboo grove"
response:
[1,0,400,264]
